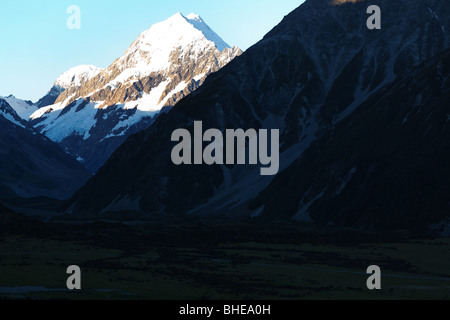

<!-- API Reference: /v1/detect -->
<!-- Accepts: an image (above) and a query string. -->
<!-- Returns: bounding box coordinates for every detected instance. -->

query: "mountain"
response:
[0,98,28,128]
[66,0,450,232]
[54,65,105,89]
[30,13,242,172]
[35,85,65,109]
[35,65,103,109]
[0,95,37,120]
[251,47,450,232]
[0,98,91,200]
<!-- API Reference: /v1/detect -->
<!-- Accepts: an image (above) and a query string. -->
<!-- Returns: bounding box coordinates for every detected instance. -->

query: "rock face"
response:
[66,0,450,232]
[35,85,65,109]
[31,13,242,173]
[54,65,105,90]
[34,65,105,110]
[251,48,450,232]
[0,99,91,200]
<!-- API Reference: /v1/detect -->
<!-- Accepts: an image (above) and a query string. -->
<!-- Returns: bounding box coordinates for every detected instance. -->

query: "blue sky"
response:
[0,0,305,101]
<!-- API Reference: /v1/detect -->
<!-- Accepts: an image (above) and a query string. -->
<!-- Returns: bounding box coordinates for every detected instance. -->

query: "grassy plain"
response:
[1,218,449,300]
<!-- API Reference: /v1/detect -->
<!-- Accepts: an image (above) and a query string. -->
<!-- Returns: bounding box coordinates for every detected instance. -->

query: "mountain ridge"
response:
[65,0,450,233]
[0,99,91,200]
[30,13,242,172]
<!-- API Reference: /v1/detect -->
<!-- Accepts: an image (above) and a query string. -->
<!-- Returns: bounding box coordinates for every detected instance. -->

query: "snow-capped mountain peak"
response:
[0,95,37,120]
[54,65,104,89]
[184,13,230,51]
[185,13,202,21]
[0,98,27,127]
[30,12,242,173]
[119,12,232,75]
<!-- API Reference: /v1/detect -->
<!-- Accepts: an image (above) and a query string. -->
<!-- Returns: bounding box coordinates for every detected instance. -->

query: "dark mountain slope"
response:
[67,0,450,232]
[0,99,91,200]
[252,48,450,232]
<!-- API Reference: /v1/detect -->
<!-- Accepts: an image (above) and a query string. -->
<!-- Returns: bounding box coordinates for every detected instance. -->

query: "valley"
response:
[0,215,449,300]
[1,0,450,302]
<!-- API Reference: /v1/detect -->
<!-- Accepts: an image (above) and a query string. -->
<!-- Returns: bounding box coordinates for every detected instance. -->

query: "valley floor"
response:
[0,218,449,300]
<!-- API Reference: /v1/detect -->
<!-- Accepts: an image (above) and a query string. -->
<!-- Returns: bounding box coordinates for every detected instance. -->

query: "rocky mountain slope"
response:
[66,0,450,232]
[31,13,242,172]
[251,47,450,232]
[35,65,104,109]
[0,98,91,200]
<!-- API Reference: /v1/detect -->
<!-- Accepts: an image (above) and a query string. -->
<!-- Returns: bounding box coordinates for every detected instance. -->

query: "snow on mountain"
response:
[65,0,450,233]
[107,12,234,89]
[0,95,37,120]
[0,113,91,201]
[32,100,97,142]
[33,65,102,110]
[31,13,242,172]
[54,65,104,89]
[185,13,230,51]
[0,98,27,128]
[0,97,91,200]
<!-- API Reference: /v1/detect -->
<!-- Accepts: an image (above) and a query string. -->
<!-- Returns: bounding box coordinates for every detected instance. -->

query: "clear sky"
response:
[0,0,305,102]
